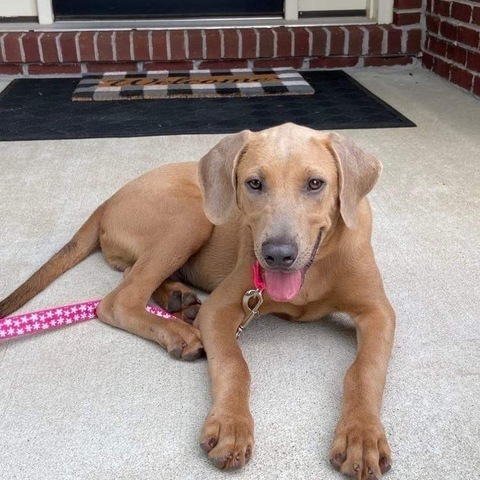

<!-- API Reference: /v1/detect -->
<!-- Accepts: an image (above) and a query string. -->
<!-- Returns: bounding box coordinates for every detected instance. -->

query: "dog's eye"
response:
[247,179,263,191]
[308,179,325,191]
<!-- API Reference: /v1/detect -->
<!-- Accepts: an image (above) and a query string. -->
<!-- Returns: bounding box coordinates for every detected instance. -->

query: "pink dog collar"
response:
[253,261,266,292]
[0,300,176,341]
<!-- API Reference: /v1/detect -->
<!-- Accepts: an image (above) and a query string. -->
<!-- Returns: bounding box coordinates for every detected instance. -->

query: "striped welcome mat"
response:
[72,68,315,101]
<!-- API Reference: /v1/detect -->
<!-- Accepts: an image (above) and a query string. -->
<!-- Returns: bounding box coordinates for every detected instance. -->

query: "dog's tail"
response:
[0,205,104,318]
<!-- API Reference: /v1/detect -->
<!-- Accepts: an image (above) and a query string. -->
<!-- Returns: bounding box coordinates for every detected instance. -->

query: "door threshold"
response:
[0,16,373,32]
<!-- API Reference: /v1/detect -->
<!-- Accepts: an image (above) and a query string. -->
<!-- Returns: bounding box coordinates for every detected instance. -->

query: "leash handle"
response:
[0,300,176,341]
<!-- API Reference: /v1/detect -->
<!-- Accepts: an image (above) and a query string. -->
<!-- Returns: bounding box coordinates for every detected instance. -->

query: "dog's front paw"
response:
[161,322,204,361]
[330,414,392,479]
[200,408,254,470]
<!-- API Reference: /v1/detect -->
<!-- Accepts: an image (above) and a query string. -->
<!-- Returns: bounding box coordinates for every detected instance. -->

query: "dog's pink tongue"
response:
[263,270,303,302]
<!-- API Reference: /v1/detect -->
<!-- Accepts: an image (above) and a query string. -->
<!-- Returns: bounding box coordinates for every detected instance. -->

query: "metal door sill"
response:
[0,16,373,32]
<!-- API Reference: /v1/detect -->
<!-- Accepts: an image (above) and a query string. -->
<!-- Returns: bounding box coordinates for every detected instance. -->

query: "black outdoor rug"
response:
[0,71,414,141]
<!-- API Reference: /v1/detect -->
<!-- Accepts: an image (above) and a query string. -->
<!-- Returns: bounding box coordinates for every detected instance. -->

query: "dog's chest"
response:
[269,274,335,322]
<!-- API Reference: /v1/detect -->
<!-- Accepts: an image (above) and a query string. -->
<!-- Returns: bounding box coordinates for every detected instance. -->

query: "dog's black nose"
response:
[262,241,298,269]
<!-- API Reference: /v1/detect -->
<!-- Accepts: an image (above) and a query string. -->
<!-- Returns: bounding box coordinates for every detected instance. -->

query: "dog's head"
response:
[199,123,382,302]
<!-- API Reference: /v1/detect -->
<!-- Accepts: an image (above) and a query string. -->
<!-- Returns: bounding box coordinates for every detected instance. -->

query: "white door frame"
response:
[37,0,393,25]
[369,0,394,24]
[36,0,54,24]
[284,0,393,23]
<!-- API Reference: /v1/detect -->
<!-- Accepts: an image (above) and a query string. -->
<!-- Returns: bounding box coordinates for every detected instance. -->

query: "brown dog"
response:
[0,123,395,479]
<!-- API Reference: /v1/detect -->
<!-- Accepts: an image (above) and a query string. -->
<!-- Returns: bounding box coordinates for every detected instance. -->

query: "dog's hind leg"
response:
[97,245,206,361]
[152,279,202,325]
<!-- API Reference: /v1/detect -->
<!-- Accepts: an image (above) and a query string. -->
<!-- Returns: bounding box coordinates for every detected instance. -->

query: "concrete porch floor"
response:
[0,67,479,480]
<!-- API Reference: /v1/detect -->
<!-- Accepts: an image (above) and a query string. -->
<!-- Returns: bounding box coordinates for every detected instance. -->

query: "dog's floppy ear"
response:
[198,130,251,225]
[328,133,382,229]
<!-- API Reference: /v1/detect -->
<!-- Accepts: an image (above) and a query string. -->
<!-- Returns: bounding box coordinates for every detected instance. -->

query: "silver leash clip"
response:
[237,289,264,338]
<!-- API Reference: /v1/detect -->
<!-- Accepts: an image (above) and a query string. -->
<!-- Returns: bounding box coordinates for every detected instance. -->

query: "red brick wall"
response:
[0,8,423,76]
[423,0,480,96]
[0,25,422,75]
[393,0,424,26]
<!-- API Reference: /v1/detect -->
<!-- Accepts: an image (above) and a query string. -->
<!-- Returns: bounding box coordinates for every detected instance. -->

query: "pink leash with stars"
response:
[0,300,176,341]
[0,262,265,341]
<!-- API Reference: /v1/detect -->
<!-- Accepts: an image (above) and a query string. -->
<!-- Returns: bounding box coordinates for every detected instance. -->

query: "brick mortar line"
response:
[426,30,480,53]
[236,29,243,58]
[395,24,423,29]
[183,30,189,59]
[400,24,424,31]
[360,26,369,56]
[447,0,480,6]
[380,26,388,55]
[166,31,171,61]
[359,53,418,57]
[129,31,134,61]
[93,32,99,62]
[56,33,63,63]
[19,33,26,63]
[393,8,423,13]
[200,30,207,59]
[426,1,472,16]
[424,48,480,76]
[111,32,117,62]
[147,31,153,60]
[322,27,331,56]
[254,28,260,58]
[0,33,6,62]
[0,52,424,67]
[0,52,420,76]
[288,28,295,57]
[340,26,349,56]
[219,30,225,58]
[304,28,312,57]
[38,33,45,63]
[394,21,423,28]
[401,28,408,52]
[426,12,480,32]
[420,0,428,55]
[74,32,81,62]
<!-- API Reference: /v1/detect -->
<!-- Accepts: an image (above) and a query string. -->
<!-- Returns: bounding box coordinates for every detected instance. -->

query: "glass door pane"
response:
[53,0,285,19]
